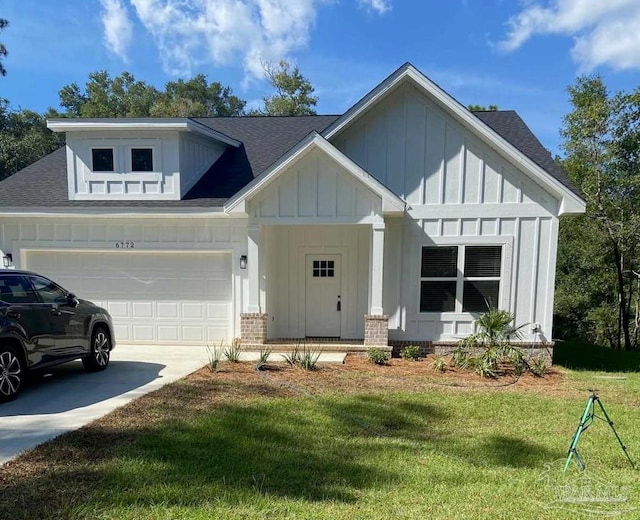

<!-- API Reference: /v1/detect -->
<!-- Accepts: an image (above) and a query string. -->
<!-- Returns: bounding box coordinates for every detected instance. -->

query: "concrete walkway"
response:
[0,346,347,466]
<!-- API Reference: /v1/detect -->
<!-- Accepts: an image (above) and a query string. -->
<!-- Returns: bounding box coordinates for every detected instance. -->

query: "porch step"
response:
[237,351,347,364]
[241,342,392,353]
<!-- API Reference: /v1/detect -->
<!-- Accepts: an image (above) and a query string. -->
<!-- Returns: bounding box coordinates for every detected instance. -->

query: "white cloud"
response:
[358,0,391,15]
[99,0,392,79]
[100,0,134,62]
[498,0,640,71]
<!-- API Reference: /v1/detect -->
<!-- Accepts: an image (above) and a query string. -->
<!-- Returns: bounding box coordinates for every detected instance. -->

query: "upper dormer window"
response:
[131,148,153,172]
[92,148,114,172]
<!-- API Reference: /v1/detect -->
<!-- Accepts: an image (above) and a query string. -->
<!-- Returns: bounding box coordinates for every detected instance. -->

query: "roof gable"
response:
[323,63,585,215]
[225,132,406,216]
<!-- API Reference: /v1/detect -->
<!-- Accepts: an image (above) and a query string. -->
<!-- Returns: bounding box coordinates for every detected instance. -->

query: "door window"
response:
[28,276,68,304]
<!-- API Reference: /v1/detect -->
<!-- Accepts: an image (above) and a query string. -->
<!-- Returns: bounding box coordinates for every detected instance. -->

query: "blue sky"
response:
[2,0,640,155]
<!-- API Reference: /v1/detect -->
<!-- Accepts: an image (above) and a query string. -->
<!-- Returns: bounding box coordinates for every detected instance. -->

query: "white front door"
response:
[305,254,341,338]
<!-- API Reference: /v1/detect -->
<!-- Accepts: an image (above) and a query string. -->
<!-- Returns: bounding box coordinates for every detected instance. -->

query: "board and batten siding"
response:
[265,225,370,340]
[332,82,558,214]
[178,133,227,197]
[332,80,561,341]
[248,148,382,221]
[0,216,249,340]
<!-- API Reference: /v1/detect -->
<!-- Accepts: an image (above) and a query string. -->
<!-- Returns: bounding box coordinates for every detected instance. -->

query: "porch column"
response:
[365,221,389,347]
[241,224,268,346]
[370,221,385,315]
[247,224,261,313]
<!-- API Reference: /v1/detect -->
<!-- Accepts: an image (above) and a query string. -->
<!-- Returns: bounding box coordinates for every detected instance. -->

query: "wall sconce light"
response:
[239,255,247,270]
[2,253,13,268]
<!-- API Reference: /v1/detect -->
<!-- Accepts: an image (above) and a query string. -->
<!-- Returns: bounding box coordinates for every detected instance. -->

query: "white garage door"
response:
[25,250,232,345]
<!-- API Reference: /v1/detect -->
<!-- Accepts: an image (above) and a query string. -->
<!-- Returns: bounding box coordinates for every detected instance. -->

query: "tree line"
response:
[0,59,318,181]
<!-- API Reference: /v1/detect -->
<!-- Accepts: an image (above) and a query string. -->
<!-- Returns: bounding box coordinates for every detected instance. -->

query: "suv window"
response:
[28,275,68,304]
[0,275,38,304]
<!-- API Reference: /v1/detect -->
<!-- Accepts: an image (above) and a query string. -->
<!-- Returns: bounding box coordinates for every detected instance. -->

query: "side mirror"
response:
[67,293,79,307]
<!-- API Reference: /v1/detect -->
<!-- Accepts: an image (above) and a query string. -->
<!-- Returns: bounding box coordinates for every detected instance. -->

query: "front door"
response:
[305,254,341,338]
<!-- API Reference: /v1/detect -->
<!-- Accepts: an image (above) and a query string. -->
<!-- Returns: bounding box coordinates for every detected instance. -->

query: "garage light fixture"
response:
[2,253,13,268]
[240,255,247,270]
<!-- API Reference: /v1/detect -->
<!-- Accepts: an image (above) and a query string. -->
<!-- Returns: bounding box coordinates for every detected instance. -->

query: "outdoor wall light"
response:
[2,253,13,268]
[240,255,247,270]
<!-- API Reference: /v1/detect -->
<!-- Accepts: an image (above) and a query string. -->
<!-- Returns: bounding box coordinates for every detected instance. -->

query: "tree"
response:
[255,60,318,116]
[151,75,245,117]
[59,71,159,117]
[468,104,498,111]
[0,101,64,180]
[556,75,640,350]
[58,71,246,118]
[0,18,8,76]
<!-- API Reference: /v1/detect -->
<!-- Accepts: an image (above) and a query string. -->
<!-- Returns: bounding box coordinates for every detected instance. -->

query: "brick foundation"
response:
[388,340,554,365]
[364,314,389,347]
[240,313,268,346]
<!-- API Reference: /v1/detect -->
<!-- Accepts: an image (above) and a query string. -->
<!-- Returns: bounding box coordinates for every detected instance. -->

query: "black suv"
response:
[0,270,115,402]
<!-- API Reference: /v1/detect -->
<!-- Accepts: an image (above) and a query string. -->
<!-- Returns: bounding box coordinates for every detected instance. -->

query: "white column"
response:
[370,221,385,315]
[247,224,261,313]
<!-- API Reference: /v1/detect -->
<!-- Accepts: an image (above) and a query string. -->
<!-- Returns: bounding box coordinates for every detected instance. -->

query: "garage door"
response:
[25,250,232,345]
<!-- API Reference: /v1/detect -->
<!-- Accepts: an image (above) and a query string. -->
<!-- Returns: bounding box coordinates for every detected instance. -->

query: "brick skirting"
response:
[364,314,389,347]
[240,313,268,346]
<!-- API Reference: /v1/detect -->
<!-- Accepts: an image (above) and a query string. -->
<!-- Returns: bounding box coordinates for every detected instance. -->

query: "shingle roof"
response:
[472,110,581,198]
[0,115,339,209]
[0,112,579,210]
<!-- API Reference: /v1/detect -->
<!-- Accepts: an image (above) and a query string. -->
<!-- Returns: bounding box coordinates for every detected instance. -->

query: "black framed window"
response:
[131,148,153,172]
[312,260,335,278]
[420,245,502,313]
[92,148,114,172]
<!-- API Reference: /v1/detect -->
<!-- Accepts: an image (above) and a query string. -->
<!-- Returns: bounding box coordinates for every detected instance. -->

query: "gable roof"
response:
[225,132,406,215]
[323,62,585,214]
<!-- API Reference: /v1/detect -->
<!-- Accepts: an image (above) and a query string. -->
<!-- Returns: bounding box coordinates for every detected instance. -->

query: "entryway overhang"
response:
[226,132,406,346]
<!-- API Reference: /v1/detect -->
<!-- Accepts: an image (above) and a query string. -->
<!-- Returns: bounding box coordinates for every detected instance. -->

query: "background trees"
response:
[555,76,640,350]
[0,18,7,77]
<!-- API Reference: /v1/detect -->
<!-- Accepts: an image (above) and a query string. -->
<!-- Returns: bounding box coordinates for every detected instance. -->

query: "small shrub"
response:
[223,341,242,363]
[367,348,390,365]
[453,345,469,368]
[283,345,302,366]
[401,345,422,361]
[530,356,549,377]
[256,348,272,371]
[299,348,322,371]
[431,357,447,372]
[205,345,222,372]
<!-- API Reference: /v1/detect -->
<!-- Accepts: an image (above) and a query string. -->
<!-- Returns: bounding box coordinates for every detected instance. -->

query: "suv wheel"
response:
[0,346,24,402]
[82,327,111,372]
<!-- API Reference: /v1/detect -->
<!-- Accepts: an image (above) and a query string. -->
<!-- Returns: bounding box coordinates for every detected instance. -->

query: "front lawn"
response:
[1,348,639,519]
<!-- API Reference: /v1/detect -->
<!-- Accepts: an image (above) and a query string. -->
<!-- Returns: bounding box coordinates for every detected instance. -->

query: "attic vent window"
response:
[131,148,153,172]
[92,148,114,172]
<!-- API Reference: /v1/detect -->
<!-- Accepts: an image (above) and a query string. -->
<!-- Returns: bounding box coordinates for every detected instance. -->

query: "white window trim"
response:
[418,242,506,315]
[90,147,115,173]
[128,146,156,173]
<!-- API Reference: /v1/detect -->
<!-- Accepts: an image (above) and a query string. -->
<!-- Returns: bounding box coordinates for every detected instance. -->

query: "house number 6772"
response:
[115,241,135,249]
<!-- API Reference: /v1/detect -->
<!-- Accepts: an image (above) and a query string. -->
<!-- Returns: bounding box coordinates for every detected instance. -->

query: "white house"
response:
[0,63,585,353]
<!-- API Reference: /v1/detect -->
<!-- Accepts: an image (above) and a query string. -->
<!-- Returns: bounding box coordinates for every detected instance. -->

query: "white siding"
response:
[249,149,382,220]
[384,212,556,342]
[265,225,370,339]
[179,133,227,195]
[333,82,556,213]
[0,216,248,342]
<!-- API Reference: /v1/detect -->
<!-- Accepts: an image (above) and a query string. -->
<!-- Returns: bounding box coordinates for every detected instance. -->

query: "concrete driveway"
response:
[0,345,209,466]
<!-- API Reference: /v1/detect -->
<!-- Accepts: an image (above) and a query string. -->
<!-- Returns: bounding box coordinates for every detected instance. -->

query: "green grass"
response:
[2,344,640,519]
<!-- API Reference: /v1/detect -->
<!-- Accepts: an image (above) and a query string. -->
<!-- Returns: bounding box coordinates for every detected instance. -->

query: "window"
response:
[420,245,502,313]
[0,275,37,304]
[28,276,68,304]
[312,260,335,278]
[131,148,153,172]
[92,148,114,172]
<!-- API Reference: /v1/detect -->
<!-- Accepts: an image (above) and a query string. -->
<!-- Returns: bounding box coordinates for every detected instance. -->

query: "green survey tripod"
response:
[564,390,635,472]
